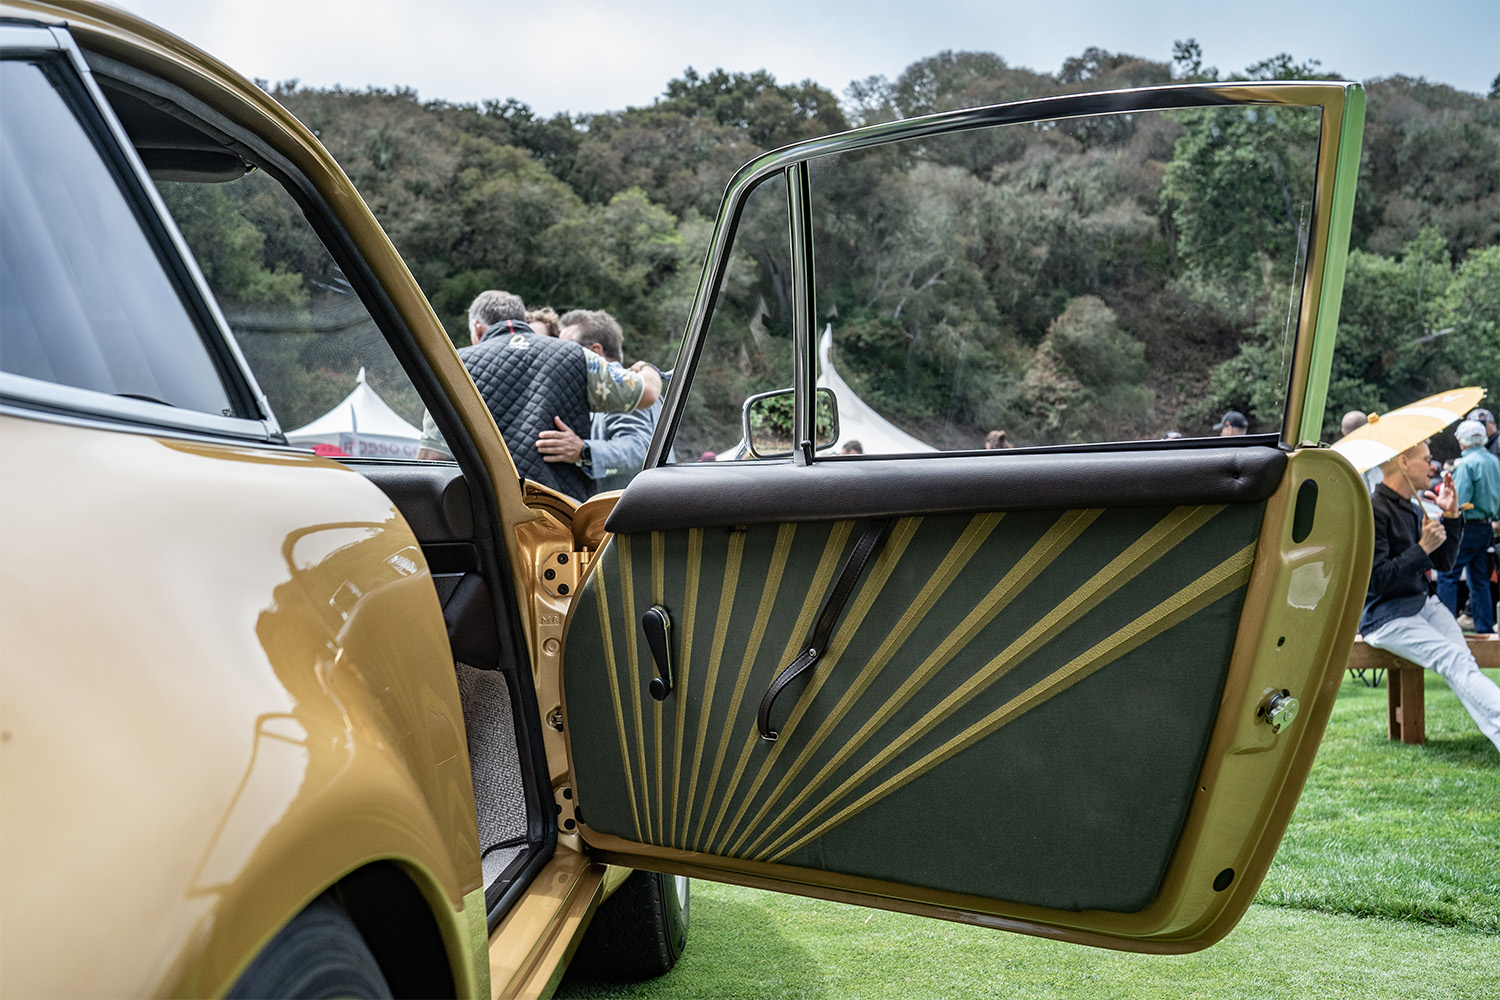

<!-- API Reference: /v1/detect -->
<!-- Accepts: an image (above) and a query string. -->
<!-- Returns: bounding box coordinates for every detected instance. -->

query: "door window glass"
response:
[0,59,234,416]
[671,173,794,463]
[810,104,1321,452]
[154,170,428,459]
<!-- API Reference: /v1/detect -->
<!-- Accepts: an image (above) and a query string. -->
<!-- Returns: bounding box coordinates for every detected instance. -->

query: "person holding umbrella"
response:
[1360,440,1500,753]
[1333,389,1500,752]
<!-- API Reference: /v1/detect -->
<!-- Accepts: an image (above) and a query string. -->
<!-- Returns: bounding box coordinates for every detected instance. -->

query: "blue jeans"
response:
[1436,520,1495,634]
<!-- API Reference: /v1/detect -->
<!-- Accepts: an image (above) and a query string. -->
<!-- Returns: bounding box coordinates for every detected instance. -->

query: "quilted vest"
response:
[460,323,592,501]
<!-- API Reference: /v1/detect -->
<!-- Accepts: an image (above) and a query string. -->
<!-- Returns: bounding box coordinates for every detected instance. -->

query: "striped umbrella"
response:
[1331,387,1486,473]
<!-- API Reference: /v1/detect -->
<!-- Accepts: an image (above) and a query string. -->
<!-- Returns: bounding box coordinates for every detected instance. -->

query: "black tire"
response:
[569,870,690,981]
[226,893,393,999]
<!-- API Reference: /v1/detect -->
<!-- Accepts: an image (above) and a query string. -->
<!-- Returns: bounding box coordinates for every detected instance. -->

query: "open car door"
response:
[559,82,1370,952]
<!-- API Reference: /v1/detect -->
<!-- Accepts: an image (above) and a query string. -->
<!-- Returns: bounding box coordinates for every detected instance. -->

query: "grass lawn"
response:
[559,669,1499,999]
[1257,666,1499,933]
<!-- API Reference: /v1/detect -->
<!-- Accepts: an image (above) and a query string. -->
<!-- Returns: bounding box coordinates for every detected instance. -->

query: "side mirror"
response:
[742,387,839,460]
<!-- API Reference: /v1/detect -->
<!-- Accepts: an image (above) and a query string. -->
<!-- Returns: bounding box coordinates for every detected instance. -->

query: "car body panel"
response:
[0,415,481,996]
[1,3,563,993]
[563,448,1370,950]
[485,850,609,999]
[1296,83,1366,444]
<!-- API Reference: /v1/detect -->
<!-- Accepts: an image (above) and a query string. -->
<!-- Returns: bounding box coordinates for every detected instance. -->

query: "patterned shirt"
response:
[584,350,647,413]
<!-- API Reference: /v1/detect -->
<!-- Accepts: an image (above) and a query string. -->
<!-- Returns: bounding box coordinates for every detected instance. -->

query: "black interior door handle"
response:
[757,518,891,741]
[643,605,674,700]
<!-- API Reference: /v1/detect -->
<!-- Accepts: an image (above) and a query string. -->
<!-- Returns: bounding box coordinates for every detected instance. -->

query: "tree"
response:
[1015,295,1154,442]
[1058,47,1170,90]
[1171,39,1217,82]
[662,67,848,148]
[1355,76,1500,259]
[1161,104,1322,287]
[156,180,308,309]
[1434,245,1500,396]
[1204,229,1465,438]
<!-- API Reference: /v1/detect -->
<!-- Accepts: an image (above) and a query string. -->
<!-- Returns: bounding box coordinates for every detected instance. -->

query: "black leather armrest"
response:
[606,447,1287,534]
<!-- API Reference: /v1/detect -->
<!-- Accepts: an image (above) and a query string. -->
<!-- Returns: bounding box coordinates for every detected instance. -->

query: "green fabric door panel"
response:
[563,501,1263,912]
[565,519,866,846]
[773,590,1249,912]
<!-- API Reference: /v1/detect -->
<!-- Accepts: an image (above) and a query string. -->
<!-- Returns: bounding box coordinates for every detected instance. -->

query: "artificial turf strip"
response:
[558,670,1499,999]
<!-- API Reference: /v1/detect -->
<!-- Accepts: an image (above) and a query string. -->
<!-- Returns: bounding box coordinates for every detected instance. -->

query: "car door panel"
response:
[562,446,1370,948]
[562,80,1369,951]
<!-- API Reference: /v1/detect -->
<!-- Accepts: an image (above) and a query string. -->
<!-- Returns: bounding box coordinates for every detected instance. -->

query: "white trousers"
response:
[1365,596,1500,752]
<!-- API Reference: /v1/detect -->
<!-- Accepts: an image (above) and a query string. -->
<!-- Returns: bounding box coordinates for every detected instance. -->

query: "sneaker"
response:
[1457,611,1476,631]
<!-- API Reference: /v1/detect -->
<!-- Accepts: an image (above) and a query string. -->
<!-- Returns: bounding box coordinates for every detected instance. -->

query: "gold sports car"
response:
[0,2,1373,996]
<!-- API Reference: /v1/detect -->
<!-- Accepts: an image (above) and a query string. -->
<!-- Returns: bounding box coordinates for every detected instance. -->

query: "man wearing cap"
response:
[1468,407,1500,460]
[1437,420,1500,635]
[1214,410,1248,436]
[1361,440,1500,752]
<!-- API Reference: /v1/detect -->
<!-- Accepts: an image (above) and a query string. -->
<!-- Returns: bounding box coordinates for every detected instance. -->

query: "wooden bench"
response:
[1347,635,1500,744]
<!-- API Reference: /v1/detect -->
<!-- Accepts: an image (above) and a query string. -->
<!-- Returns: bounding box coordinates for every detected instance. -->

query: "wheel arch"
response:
[333,860,463,999]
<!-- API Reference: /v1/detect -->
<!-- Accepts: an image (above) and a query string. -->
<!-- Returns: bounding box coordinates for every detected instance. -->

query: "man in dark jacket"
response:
[417,291,659,501]
[535,309,661,494]
[1361,439,1500,752]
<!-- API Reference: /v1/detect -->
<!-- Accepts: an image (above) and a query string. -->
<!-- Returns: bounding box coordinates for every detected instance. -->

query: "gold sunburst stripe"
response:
[750,503,1223,859]
[712,510,1006,855]
[616,536,652,844]
[767,542,1257,862]
[679,529,746,846]
[734,506,1099,857]
[721,517,923,857]
[592,552,643,840]
[651,531,666,841]
[705,520,854,854]
[668,528,703,847]
[691,523,799,850]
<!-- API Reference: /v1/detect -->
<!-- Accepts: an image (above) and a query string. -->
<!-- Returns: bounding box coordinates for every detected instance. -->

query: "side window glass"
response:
[0,58,235,417]
[810,104,1321,453]
[153,170,427,459]
[672,173,794,463]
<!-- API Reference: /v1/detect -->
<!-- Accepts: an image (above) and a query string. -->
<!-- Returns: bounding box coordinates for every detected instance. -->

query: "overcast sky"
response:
[112,0,1498,116]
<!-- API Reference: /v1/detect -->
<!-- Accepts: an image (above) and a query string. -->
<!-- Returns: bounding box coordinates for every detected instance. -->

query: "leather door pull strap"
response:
[757,518,892,741]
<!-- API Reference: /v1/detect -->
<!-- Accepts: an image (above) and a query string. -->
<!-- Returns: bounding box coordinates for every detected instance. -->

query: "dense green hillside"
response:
[172,43,1499,444]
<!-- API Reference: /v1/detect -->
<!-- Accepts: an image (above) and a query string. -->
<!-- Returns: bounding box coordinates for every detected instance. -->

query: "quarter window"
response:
[670,172,795,463]
[0,58,235,416]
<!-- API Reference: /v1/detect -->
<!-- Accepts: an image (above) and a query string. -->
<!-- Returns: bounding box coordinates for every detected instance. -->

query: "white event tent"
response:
[285,368,424,460]
[817,327,937,455]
